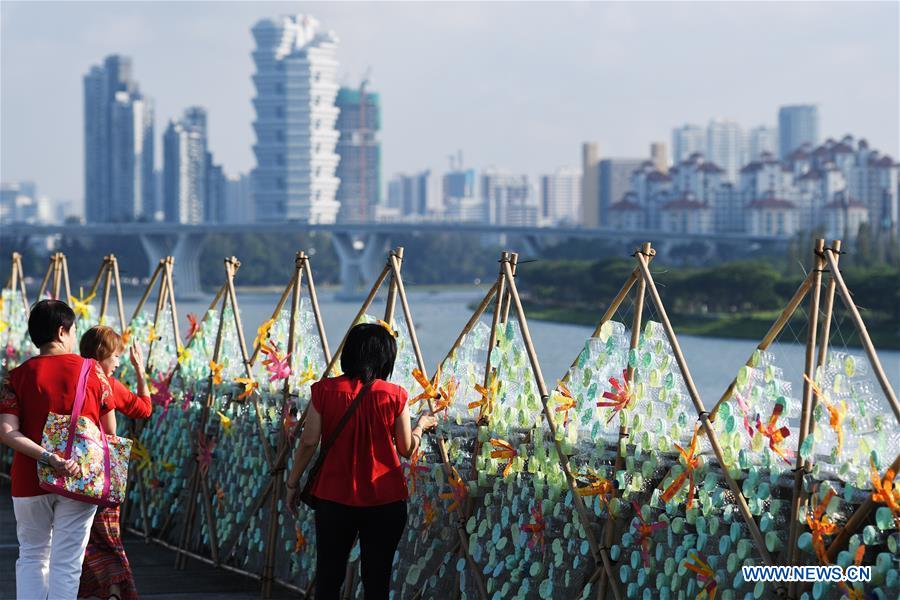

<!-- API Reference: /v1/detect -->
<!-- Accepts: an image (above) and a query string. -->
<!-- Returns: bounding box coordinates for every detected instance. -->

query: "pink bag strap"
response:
[64,358,95,459]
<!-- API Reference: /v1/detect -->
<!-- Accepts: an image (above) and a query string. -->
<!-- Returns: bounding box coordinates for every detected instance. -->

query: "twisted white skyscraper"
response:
[250,14,341,223]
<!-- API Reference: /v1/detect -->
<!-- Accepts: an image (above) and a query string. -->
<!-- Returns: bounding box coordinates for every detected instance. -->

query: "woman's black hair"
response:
[28,299,76,348]
[340,323,397,383]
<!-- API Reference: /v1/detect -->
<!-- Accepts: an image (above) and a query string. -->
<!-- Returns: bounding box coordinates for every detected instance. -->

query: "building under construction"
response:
[335,81,382,222]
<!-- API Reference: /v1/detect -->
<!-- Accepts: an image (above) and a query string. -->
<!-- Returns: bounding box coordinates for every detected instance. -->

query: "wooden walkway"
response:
[0,480,294,599]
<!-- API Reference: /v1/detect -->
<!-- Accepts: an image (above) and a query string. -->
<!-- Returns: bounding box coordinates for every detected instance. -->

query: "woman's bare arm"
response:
[394,404,437,459]
[284,404,323,514]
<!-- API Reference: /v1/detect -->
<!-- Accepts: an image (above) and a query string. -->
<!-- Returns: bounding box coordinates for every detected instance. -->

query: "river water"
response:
[119,288,900,408]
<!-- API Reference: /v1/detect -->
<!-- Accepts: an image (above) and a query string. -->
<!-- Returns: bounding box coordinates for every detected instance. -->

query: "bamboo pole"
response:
[303,257,331,363]
[633,250,774,566]
[14,253,29,311]
[60,254,72,302]
[323,263,392,377]
[88,256,108,299]
[36,254,52,301]
[501,257,622,600]
[261,252,304,598]
[111,255,127,333]
[499,253,518,324]
[223,257,275,471]
[165,257,182,351]
[709,270,814,422]
[597,243,651,600]
[810,240,841,439]
[384,247,402,324]
[786,240,826,589]
[52,253,63,299]
[132,261,164,322]
[100,258,113,325]
[387,251,489,600]
[822,247,900,422]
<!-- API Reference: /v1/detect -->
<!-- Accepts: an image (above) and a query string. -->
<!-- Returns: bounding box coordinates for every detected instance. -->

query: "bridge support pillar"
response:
[138,233,207,300]
[331,232,390,300]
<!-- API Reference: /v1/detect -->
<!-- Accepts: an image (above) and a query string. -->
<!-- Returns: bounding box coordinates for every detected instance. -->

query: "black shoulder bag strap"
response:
[299,380,374,509]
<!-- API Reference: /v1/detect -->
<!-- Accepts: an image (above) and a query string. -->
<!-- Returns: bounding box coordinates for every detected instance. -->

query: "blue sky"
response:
[2,1,898,206]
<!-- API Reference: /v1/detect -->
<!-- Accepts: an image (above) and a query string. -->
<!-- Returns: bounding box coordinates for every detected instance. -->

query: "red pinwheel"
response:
[404,449,429,496]
[186,313,201,342]
[597,370,633,424]
[520,503,546,552]
[755,402,794,465]
[630,501,666,568]
[181,389,193,413]
[196,435,216,477]
[261,342,292,382]
[5,342,15,360]
[731,391,756,439]
[150,373,173,425]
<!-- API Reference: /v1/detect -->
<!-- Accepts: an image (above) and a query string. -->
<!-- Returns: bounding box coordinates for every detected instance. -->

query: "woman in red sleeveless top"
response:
[285,323,436,600]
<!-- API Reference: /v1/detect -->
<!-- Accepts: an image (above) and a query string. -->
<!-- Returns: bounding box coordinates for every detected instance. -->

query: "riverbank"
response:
[521,305,900,350]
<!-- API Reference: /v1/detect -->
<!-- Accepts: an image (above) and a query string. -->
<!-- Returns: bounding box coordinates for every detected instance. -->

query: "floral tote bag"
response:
[37,358,132,507]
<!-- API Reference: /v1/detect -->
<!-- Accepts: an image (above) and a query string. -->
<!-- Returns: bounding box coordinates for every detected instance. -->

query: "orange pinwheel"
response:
[870,458,900,528]
[597,370,633,423]
[234,377,258,401]
[209,359,224,385]
[215,482,225,511]
[122,328,132,345]
[439,467,467,512]
[661,423,702,508]
[575,469,615,505]
[807,487,837,565]
[804,374,847,455]
[404,449,429,495]
[684,552,717,599]
[470,371,500,422]
[433,377,457,416]
[489,438,518,477]
[837,545,869,600]
[554,381,576,426]
[411,366,441,407]
[421,499,437,538]
[755,402,794,465]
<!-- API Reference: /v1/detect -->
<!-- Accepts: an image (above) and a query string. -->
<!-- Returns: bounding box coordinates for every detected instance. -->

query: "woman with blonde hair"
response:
[77,325,151,600]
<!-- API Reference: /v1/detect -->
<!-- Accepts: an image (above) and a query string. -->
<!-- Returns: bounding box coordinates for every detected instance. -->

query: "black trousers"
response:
[313,499,407,600]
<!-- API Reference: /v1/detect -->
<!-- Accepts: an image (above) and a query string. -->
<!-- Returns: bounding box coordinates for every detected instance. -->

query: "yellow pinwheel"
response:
[69,289,96,319]
[469,371,500,422]
[177,346,192,365]
[217,410,233,434]
[297,364,317,386]
[131,440,151,472]
[209,360,224,385]
[254,318,275,349]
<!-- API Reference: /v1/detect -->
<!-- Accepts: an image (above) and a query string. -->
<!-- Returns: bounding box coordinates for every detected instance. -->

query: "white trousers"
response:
[11,493,97,600]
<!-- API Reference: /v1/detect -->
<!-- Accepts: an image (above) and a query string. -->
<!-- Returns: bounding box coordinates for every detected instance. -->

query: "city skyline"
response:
[1,1,898,209]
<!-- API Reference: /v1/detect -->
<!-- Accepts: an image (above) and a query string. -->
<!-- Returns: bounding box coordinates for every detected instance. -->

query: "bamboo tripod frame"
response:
[36,251,72,302]
[86,254,127,330]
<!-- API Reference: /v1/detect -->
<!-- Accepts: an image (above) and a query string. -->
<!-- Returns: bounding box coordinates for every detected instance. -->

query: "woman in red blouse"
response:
[77,325,151,600]
[0,300,113,600]
[285,323,437,600]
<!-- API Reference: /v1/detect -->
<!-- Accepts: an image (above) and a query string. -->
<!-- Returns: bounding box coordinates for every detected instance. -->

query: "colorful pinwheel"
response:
[254,318,275,349]
[147,325,161,345]
[131,440,151,472]
[150,374,173,425]
[181,389,194,413]
[294,526,306,553]
[732,391,757,439]
[215,483,225,511]
[755,402,794,464]
[421,499,437,539]
[121,328,132,345]
[411,367,441,407]
[177,346,191,365]
[630,501,666,568]
[261,342,292,382]
[554,381,576,426]
[196,435,216,477]
[520,503,546,551]
[234,377,258,401]
[870,458,900,528]
[297,364,317,386]
[684,552,717,600]
[404,449,429,495]
[489,438,518,477]
[661,423,702,509]
[807,488,837,565]
[597,370,633,424]
[575,469,615,506]
[804,374,847,455]
[209,359,224,385]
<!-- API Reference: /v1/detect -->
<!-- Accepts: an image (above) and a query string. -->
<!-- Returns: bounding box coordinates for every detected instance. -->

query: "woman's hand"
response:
[48,453,79,477]
[417,414,438,433]
[129,342,145,374]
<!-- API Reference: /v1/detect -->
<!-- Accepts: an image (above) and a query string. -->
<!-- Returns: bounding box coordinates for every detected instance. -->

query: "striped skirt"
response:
[78,505,139,600]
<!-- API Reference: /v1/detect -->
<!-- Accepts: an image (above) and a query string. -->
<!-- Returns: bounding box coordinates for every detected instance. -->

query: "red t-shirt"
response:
[109,376,151,419]
[310,376,409,507]
[0,354,113,497]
